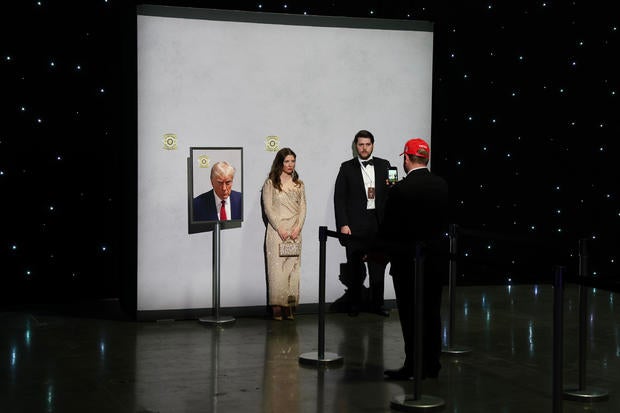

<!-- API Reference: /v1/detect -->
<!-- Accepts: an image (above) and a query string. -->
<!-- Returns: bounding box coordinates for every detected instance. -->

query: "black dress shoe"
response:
[347,304,360,317]
[424,370,439,379]
[371,307,390,317]
[384,367,414,380]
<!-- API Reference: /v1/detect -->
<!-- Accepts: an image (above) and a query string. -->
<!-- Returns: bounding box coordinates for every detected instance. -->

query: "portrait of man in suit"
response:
[193,160,242,222]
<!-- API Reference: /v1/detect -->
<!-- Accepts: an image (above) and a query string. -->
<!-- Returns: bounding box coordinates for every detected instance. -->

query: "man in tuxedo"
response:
[334,130,391,317]
[381,138,449,381]
[193,161,242,222]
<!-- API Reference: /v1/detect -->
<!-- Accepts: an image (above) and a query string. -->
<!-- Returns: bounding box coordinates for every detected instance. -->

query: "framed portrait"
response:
[188,147,243,233]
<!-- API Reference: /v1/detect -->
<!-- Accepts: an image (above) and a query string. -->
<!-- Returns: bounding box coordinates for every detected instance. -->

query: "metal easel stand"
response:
[199,221,235,325]
[442,224,472,356]
[564,239,608,402]
[299,226,343,367]
[391,244,445,412]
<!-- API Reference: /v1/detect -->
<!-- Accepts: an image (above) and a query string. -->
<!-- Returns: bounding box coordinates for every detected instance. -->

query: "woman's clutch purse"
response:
[279,239,301,257]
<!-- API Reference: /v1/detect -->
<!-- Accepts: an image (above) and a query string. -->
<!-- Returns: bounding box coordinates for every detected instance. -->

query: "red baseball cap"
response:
[400,138,430,158]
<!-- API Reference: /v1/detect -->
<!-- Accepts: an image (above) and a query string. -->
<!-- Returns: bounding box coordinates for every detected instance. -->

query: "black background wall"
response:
[2,1,618,307]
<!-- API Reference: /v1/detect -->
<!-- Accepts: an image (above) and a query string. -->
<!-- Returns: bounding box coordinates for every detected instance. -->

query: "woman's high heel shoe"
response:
[272,306,282,321]
[284,306,294,320]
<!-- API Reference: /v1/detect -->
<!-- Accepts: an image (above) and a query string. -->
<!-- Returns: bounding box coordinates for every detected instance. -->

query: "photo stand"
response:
[199,221,235,325]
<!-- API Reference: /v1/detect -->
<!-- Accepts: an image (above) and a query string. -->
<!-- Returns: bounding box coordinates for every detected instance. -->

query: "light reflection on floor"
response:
[1,284,619,412]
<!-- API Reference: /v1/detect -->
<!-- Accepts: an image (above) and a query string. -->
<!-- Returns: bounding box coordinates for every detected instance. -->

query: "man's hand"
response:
[340,225,351,235]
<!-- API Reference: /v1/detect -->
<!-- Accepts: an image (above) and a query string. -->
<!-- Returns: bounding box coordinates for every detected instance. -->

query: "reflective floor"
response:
[2,284,620,412]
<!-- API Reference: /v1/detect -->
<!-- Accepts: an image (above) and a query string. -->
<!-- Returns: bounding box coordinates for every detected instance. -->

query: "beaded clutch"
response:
[279,240,301,257]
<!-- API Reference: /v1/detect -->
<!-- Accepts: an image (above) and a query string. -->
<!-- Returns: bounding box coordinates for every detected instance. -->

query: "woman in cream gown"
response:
[262,148,307,320]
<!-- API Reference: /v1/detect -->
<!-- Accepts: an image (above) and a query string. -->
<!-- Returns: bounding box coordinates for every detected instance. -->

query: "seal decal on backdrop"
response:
[162,133,177,150]
[265,135,280,152]
[198,155,210,168]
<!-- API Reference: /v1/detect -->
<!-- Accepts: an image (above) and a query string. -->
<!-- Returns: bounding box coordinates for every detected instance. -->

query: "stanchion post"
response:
[390,243,445,411]
[552,265,564,413]
[199,221,235,325]
[442,224,471,355]
[299,226,343,367]
[564,239,609,401]
[318,225,327,360]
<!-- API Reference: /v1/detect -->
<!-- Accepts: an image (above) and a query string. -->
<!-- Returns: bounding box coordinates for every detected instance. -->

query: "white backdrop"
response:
[137,7,434,312]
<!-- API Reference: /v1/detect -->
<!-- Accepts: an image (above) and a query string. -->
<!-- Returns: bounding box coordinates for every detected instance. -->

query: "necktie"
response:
[362,160,373,167]
[220,200,227,220]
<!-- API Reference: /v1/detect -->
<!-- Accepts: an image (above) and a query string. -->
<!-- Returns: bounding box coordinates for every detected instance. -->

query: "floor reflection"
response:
[2,284,620,412]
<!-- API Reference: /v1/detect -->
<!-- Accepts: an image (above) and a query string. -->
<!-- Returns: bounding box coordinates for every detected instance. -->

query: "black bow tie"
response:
[361,160,373,167]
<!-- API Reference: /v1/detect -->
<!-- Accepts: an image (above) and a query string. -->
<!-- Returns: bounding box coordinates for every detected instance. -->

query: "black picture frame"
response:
[188,147,243,234]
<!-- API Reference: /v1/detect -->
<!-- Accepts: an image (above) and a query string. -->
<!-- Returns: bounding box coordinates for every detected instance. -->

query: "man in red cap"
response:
[381,138,449,380]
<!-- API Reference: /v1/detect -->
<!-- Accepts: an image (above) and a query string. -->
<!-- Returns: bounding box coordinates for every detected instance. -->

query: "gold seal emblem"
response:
[265,135,280,152]
[162,133,177,150]
[198,155,210,168]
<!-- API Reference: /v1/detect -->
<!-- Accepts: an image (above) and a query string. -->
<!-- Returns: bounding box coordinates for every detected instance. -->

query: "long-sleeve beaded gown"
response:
[262,178,307,307]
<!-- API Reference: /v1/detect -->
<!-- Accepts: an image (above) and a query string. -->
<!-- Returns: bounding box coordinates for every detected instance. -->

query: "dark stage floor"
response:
[2,284,619,412]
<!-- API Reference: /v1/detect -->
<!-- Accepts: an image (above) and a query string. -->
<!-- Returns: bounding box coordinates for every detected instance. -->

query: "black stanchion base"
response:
[564,387,609,402]
[198,315,236,325]
[298,351,343,368]
[390,394,445,411]
[441,345,472,355]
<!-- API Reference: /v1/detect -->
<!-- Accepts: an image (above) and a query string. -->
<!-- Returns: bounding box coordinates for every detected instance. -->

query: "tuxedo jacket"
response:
[380,168,449,276]
[192,189,242,222]
[334,157,391,234]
